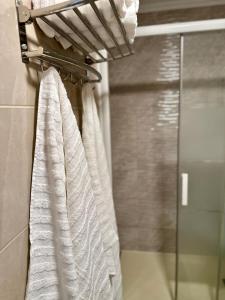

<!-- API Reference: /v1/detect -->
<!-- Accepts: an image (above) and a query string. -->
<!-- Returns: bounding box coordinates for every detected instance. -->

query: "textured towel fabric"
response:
[82,84,122,300]
[55,13,137,50]
[26,67,114,300]
[33,0,128,21]
[32,0,138,51]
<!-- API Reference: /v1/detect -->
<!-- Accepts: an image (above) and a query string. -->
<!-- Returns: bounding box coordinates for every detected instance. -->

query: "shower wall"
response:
[109,6,225,253]
[0,1,38,299]
[109,35,180,252]
[176,31,225,300]
[0,2,81,299]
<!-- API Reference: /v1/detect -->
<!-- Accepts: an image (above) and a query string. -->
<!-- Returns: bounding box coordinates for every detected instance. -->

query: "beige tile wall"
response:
[0,0,38,299]
[0,1,82,298]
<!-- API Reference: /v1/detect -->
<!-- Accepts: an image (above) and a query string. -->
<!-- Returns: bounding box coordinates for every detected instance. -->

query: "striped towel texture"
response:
[26,67,121,300]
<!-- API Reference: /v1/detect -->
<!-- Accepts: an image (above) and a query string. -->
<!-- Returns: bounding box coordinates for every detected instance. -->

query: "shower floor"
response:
[121,250,224,300]
[121,250,175,300]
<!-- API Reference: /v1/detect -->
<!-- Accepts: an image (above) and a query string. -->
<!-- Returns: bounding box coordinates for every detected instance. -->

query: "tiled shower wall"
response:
[109,5,225,253]
[0,2,81,298]
[109,35,180,252]
[0,1,38,299]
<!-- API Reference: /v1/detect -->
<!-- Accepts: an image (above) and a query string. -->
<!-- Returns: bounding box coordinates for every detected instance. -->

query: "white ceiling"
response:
[139,0,225,13]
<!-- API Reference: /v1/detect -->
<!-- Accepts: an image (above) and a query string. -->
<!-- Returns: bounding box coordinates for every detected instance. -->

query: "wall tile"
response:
[113,168,138,200]
[110,93,138,172]
[113,168,139,227]
[0,229,28,300]
[137,227,176,252]
[118,226,139,250]
[118,226,176,252]
[116,196,140,228]
[137,206,176,230]
[109,36,172,86]
[136,166,177,211]
[136,92,178,168]
[0,108,34,250]
[109,30,179,252]
[0,0,38,106]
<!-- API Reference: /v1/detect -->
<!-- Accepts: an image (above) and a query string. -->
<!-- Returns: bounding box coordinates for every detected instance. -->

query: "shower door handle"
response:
[181,173,189,206]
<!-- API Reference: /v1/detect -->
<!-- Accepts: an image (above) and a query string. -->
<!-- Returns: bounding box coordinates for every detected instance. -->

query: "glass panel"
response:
[218,211,225,299]
[177,31,225,300]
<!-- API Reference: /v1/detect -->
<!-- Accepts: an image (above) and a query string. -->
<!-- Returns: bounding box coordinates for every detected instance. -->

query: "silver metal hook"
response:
[23,49,102,84]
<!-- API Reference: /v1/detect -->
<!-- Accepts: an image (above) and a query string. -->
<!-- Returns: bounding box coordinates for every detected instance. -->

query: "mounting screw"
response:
[85,57,94,65]
[21,43,28,50]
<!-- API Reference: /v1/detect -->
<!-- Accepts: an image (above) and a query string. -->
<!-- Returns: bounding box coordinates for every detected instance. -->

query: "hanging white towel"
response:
[82,83,122,300]
[32,0,138,51]
[26,67,114,300]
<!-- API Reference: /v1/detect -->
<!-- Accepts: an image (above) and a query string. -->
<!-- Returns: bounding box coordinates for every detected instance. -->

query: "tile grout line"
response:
[0,105,35,109]
[0,226,28,255]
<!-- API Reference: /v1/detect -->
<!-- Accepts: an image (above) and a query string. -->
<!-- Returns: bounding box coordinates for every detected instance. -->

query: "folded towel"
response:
[126,0,139,12]
[33,0,128,38]
[26,67,114,300]
[33,0,128,21]
[32,0,138,51]
[56,13,137,50]
[82,83,122,299]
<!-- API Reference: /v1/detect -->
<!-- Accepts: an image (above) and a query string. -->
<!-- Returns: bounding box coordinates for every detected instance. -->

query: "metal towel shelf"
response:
[16,0,134,83]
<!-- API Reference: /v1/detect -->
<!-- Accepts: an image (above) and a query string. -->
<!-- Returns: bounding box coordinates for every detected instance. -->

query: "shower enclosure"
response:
[177,31,225,300]
[109,21,225,300]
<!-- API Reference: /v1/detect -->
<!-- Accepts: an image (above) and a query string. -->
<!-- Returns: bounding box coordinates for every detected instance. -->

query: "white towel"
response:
[32,0,138,51]
[26,67,114,300]
[33,0,128,20]
[82,84,122,300]
[125,0,139,12]
[55,12,137,50]
[33,0,129,39]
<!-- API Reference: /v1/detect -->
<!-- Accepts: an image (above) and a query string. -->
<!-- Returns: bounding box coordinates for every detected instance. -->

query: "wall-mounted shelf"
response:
[17,0,134,66]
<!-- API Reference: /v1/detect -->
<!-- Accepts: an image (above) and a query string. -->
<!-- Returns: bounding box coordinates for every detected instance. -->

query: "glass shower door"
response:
[177,31,225,300]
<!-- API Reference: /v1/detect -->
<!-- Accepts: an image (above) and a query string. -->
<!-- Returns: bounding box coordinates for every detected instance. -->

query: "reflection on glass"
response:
[177,31,225,300]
